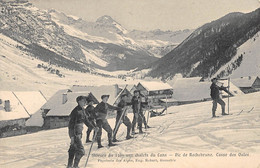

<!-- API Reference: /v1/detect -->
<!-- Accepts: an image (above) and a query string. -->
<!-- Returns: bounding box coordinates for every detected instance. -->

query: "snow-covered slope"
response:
[214,32,260,78]
[149,9,260,80]
[0,92,259,168]
[0,1,157,71]
[0,33,132,99]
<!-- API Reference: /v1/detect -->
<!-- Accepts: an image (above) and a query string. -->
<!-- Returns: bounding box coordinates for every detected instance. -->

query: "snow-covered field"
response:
[0,92,259,168]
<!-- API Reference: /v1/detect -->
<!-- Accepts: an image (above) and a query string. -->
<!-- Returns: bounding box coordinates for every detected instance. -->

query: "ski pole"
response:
[146,105,150,126]
[84,128,98,168]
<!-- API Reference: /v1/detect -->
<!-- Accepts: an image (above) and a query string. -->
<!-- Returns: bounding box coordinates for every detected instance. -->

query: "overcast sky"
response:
[30,0,260,31]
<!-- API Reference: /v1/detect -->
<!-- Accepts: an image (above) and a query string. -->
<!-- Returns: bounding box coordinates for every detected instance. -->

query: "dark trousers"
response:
[68,124,85,167]
[132,112,145,132]
[96,119,112,145]
[85,120,95,141]
[113,115,131,139]
[212,98,226,116]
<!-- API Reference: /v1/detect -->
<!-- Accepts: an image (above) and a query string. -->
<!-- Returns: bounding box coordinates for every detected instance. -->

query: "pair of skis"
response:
[113,107,128,137]
[237,107,255,116]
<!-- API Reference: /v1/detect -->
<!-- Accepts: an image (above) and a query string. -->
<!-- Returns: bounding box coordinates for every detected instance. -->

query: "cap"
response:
[101,95,110,99]
[211,78,218,82]
[76,96,86,103]
[134,90,140,94]
[121,94,128,98]
[86,96,94,103]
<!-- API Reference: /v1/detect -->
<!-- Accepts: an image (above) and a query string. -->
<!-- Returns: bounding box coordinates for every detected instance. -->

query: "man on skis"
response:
[94,95,121,148]
[131,90,149,134]
[210,78,230,117]
[67,96,98,168]
[85,97,97,143]
[113,94,133,142]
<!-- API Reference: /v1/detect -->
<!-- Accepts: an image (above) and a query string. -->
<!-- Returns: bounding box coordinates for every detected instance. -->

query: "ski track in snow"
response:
[0,93,260,168]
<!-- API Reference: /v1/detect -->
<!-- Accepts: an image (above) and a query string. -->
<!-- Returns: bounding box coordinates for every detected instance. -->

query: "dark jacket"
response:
[85,105,96,120]
[131,96,148,113]
[94,102,120,120]
[68,105,90,138]
[117,100,132,117]
[210,83,225,100]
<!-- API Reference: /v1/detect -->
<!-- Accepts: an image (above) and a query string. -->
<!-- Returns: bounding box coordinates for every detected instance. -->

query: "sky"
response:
[30,0,260,31]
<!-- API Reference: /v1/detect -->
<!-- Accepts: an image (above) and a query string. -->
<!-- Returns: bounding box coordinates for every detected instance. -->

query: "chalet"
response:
[127,84,138,95]
[136,81,173,106]
[166,77,243,105]
[71,84,132,117]
[119,84,138,96]
[42,90,98,129]
[71,84,131,105]
[232,76,260,93]
[0,91,46,138]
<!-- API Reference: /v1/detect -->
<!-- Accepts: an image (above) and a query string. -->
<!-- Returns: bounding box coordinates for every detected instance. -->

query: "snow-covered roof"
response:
[41,89,70,110]
[119,84,137,95]
[171,80,212,101]
[46,102,77,117]
[168,78,243,102]
[232,76,258,87]
[71,85,127,105]
[0,91,30,121]
[46,91,98,117]
[25,109,43,127]
[167,77,202,87]
[138,81,173,92]
[219,80,244,96]
[13,91,46,115]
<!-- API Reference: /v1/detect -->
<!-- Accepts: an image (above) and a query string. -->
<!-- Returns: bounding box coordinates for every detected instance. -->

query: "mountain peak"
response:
[96,15,115,24]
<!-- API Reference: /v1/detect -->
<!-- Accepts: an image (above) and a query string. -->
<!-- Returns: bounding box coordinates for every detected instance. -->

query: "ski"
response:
[107,144,118,149]
[247,107,254,113]
[212,113,233,118]
[237,110,244,116]
[113,107,128,139]
[236,107,254,116]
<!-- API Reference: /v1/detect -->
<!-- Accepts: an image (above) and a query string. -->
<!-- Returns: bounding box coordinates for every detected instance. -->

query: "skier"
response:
[113,94,133,142]
[210,78,229,117]
[85,97,97,143]
[67,96,98,168]
[94,95,121,148]
[131,90,149,134]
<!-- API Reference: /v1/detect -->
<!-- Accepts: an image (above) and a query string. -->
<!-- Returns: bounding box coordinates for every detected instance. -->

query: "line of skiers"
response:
[67,77,232,167]
[67,90,150,168]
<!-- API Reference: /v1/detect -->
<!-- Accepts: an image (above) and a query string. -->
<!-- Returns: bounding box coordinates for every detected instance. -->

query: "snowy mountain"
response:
[48,9,160,70]
[48,9,191,58]
[214,32,260,78]
[148,8,260,80]
[127,29,193,57]
[0,1,157,71]
[128,29,193,44]
[0,0,90,71]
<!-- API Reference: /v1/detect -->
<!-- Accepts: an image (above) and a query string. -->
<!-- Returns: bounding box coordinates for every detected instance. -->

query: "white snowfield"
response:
[0,92,259,168]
